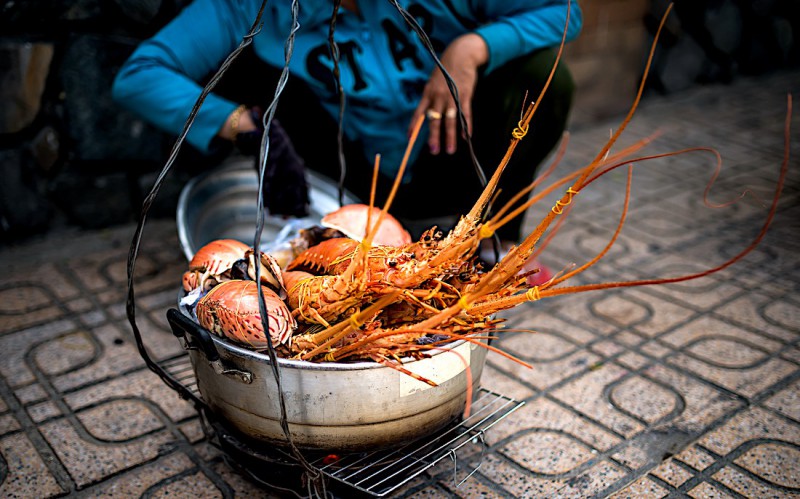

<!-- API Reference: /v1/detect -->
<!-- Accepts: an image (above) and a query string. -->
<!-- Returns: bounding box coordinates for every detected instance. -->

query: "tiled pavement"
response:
[0,69,798,498]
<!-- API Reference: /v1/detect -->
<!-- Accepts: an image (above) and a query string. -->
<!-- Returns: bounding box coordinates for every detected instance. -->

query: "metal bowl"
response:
[177,158,357,260]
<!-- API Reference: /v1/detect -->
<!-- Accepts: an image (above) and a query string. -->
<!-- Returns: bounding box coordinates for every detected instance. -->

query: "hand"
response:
[218,105,258,141]
[410,34,488,155]
[232,107,265,157]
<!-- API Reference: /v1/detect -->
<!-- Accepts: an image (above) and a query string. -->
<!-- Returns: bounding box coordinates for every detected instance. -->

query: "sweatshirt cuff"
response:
[474,22,524,74]
[187,96,239,154]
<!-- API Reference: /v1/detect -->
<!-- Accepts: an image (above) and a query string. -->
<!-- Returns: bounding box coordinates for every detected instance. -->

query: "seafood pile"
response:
[179,201,504,365]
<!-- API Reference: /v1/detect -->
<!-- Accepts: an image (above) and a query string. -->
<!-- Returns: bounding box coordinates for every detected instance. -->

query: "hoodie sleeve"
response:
[472,1,582,74]
[111,0,256,154]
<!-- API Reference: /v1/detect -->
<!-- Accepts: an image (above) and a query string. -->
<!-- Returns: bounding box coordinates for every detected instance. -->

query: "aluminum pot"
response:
[170,309,488,451]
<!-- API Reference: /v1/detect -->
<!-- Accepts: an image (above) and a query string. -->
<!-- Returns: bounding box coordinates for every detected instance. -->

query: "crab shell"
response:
[244,249,287,299]
[195,280,296,347]
[182,239,250,292]
[321,204,411,247]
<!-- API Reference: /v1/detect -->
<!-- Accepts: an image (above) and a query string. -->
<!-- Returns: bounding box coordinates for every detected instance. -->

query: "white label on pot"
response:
[399,341,471,396]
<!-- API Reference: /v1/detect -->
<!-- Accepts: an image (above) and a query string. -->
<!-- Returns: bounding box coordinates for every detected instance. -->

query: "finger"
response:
[460,99,474,139]
[409,104,426,138]
[426,107,443,155]
[444,107,458,154]
[410,92,434,138]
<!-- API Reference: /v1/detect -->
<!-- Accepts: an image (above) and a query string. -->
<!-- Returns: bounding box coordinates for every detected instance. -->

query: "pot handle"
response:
[166,308,253,384]
[167,308,221,361]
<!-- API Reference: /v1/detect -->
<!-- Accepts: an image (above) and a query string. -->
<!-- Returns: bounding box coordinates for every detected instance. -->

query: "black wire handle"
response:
[250,1,328,494]
[327,0,348,207]
[126,3,503,496]
[385,0,502,258]
[125,0,270,407]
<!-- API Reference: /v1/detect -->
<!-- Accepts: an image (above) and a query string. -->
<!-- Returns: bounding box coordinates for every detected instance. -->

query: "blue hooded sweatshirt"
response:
[112,0,582,177]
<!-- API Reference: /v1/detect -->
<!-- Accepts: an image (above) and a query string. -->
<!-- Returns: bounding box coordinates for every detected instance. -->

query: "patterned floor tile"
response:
[0,414,20,436]
[714,292,800,342]
[763,379,800,422]
[82,453,198,497]
[698,407,800,457]
[608,375,680,425]
[608,476,670,498]
[39,418,176,488]
[0,433,65,497]
[674,445,718,471]
[712,465,800,498]
[649,459,694,487]
[145,470,223,498]
[551,364,646,437]
[485,398,621,452]
[687,481,736,498]
[76,399,165,441]
[642,364,744,430]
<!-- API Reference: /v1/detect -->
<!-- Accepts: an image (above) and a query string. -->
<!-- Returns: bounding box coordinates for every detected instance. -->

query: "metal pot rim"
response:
[211,333,473,371]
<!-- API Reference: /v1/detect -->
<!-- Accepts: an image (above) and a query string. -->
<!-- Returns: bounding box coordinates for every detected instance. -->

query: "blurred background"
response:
[0,0,798,243]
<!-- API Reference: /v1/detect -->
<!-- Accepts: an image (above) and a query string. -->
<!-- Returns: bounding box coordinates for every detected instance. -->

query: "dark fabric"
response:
[233,108,310,218]
[260,118,310,218]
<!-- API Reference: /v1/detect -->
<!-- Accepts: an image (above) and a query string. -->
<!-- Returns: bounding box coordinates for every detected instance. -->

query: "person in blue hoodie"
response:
[113,0,582,255]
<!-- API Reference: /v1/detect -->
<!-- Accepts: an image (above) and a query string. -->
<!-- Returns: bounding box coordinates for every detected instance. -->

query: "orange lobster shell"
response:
[285,237,359,275]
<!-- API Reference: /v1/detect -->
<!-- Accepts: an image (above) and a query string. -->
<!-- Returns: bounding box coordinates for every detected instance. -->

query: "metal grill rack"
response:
[158,353,524,497]
[158,354,199,395]
[313,388,524,496]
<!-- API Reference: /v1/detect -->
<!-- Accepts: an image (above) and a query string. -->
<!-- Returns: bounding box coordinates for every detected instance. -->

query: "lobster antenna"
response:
[504,2,675,273]
[464,0,573,225]
[362,113,426,248]
[364,154,381,241]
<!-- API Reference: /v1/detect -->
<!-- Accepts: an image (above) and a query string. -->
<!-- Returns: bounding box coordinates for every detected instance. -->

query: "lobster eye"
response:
[388,259,398,267]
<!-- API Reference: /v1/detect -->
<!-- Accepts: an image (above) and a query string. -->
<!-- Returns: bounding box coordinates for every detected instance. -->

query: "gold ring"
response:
[426,109,442,120]
[445,108,457,119]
